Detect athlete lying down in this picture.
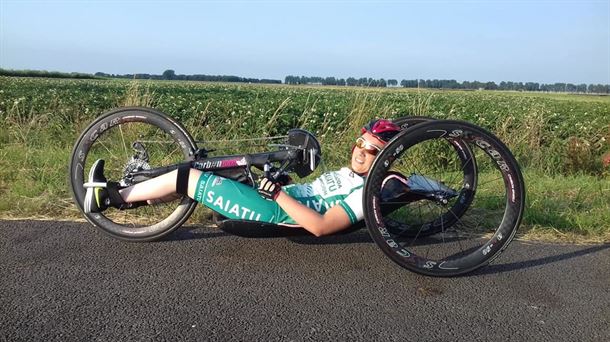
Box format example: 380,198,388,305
84,119,402,237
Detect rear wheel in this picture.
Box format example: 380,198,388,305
69,107,198,241
364,120,525,276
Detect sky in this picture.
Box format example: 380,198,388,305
1,0,609,84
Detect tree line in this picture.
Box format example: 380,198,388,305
1,68,607,93
0,68,98,79
0,68,281,84
95,69,281,84
284,75,610,94
284,75,397,87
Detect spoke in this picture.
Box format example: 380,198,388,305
446,205,487,239
428,201,446,258
137,140,177,144
435,140,478,200
141,203,153,225
415,203,432,260
472,194,505,199
122,210,129,227
445,207,467,259
118,124,130,163
398,152,446,199
404,200,438,249
159,145,182,165
476,177,504,187
96,139,121,162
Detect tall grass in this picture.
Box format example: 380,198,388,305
0,77,609,240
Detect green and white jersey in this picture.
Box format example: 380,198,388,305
282,167,365,224
194,168,364,226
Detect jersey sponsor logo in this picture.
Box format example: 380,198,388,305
301,199,342,212
212,177,224,186
321,172,342,192
287,169,364,218
317,171,346,196
205,190,262,221
195,180,206,201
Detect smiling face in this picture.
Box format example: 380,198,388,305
350,132,385,175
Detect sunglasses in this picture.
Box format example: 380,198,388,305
355,137,382,155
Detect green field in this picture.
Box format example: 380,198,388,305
1,76,609,242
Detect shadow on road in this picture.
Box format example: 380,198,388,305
171,220,372,243
163,227,231,241
165,223,609,278
472,243,610,276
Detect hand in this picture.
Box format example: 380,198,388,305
275,173,292,186
258,177,282,201
267,167,292,186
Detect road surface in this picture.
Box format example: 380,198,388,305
1,220,608,341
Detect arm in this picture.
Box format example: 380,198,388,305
275,191,352,237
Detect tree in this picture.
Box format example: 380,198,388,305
162,69,176,80
324,76,337,85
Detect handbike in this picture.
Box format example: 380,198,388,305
69,107,525,277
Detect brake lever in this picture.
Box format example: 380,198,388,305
309,148,317,171
263,163,272,179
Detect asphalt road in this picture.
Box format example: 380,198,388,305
1,220,608,341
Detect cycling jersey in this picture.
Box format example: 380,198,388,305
193,168,364,225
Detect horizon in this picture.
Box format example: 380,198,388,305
1,0,609,85
5,68,608,87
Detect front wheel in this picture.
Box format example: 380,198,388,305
69,107,199,241
364,120,525,276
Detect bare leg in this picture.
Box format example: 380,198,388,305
119,169,203,202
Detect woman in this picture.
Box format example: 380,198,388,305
84,119,402,237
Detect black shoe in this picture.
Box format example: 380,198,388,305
83,159,109,213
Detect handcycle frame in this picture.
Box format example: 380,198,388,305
121,128,322,188
71,107,524,277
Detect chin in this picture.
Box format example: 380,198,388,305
351,164,367,175
351,158,370,175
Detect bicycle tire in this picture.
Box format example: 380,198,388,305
364,120,525,276
392,115,435,129
69,107,198,241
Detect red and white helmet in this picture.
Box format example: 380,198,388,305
361,119,401,143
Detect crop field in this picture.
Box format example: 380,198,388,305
1,76,609,241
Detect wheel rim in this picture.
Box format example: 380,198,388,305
365,121,524,275
71,111,196,237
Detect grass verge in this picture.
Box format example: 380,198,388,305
0,139,608,243
0,78,608,243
